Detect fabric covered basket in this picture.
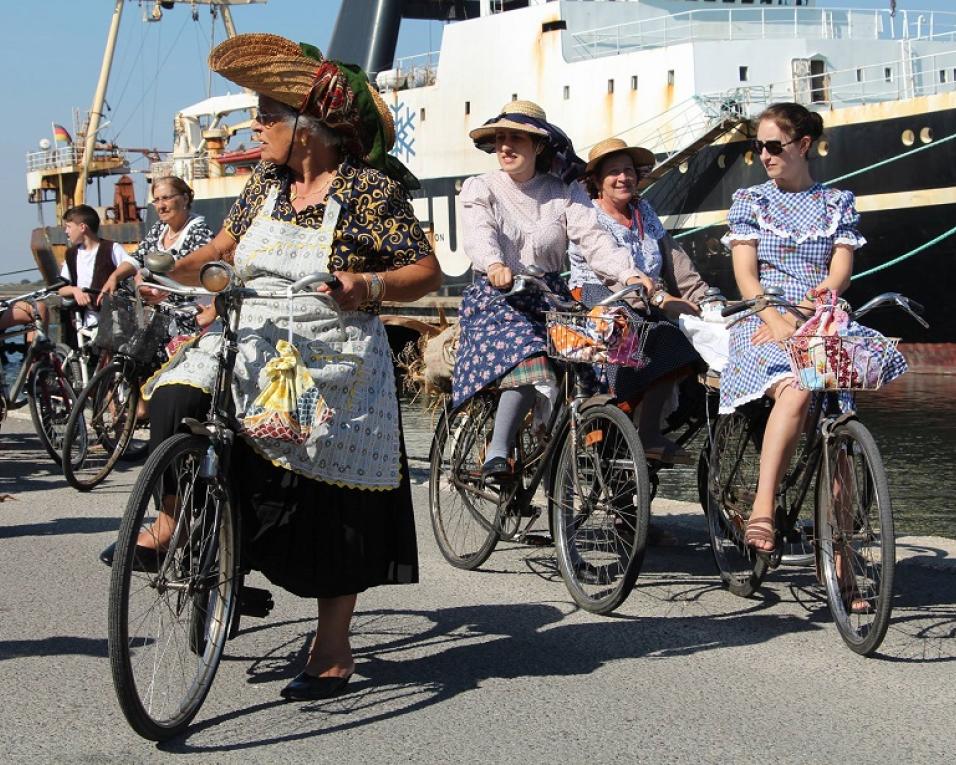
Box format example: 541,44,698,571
784,334,900,391
546,306,649,368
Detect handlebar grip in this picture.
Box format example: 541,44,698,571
721,301,753,317
908,298,926,315
289,272,341,293
47,278,69,291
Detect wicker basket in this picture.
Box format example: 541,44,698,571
546,307,649,368
94,294,169,366
784,334,900,391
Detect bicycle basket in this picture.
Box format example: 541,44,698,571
546,307,650,368
94,293,169,365
784,334,900,391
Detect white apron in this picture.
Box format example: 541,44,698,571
144,187,401,490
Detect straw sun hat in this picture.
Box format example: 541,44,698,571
468,100,551,145
208,33,395,150
584,137,656,176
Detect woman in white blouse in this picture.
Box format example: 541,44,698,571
453,100,652,481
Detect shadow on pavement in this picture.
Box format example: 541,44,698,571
0,515,121,539
0,636,108,661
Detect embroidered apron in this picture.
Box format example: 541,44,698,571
144,187,401,489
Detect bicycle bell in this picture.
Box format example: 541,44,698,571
143,249,176,275
200,261,235,293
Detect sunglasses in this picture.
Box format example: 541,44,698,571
254,111,288,127
752,137,800,156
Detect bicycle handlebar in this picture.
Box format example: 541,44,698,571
721,290,929,329
0,279,70,309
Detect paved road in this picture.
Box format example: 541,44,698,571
2,413,956,764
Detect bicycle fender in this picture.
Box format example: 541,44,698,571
579,394,617,412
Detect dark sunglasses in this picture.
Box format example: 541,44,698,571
752,137,800,156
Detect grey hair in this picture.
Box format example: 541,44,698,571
271,100,345,150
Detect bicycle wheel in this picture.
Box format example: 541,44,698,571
28,361,77,465
62,361,139,491
551,404,650,614
706,410,770,597
108,433,237,740
815,419,894,656
428,394,502,569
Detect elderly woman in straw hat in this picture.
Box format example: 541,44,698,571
568,137,710,465
99,34,441,701
454,100,654,481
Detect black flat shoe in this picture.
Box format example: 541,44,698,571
280,671,353,701
481,456,513,481
99,541,164,572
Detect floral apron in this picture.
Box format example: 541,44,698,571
144,187,401,490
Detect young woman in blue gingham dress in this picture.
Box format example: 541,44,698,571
721,103,906,553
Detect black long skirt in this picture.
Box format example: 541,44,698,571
149,384,419,600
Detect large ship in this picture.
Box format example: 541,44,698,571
26,0,956,358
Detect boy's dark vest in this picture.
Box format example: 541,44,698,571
62,239,115,346
65,239,116,298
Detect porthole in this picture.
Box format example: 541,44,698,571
817,139,829,157
454,179,463,192
901,129,915,146
744,150,755,166
920,127,934,144
678,161,689,174
717,154,726,169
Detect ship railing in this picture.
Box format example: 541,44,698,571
25,147,79,172
567,7,956,61
149,157,210,183
379,51,439,91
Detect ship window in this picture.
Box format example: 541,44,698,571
607,79,615,94
563,85,570,100
465,101,470,115
809,59,827,103
631,75,638,90
920,127,934,144
939,70,948,84
884,67,893,82
856,68,863,82
901,129,915,146
739,66,749,82
512,93,518,101
420,108,426,122
667,70,675,86
817,139,829,157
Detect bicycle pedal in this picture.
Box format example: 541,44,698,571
238,585,274,618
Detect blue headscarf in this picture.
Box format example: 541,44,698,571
472,111,586,184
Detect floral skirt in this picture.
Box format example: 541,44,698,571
452,272,569,408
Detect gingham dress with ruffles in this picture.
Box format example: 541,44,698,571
718,181,907,414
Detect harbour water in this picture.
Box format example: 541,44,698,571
400,373,956,540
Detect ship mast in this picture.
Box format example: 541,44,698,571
76,0,124,205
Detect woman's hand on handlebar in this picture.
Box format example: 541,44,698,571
487,263,513,290
135,272,170,305
316,271,366,311
625,274,656,295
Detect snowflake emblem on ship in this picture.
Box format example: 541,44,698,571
389,102,416,163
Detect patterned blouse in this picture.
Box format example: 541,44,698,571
126,214,214,268
224,158,432,312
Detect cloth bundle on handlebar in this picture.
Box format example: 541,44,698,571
787,291,895,391
95,293,169,366
547,306,649,368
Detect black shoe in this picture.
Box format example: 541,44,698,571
481,456,513,481
99,541,164,572
280,671,353,701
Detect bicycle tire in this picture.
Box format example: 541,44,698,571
62,361,139,491
28,361,77,465
428,395,502,569
108,433,237,741
815,419,894,656
706,410,770,597
551,404,650,614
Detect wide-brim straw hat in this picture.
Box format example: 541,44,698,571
469,100,551,144
208,33,395,150
585,137,656,176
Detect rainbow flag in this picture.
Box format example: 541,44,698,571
52,123,72,146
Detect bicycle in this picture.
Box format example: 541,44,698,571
107,258,338,740
705,287,926,655
428,269,653,615
61,292,201,491
0,281,96,463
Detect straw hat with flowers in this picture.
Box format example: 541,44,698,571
584,137,656,176
208,33,417,188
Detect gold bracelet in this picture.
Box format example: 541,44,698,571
379,273,387,302
361,272,373,301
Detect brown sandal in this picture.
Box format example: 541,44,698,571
743,517,776,552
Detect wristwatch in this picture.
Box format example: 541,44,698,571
650,288,667,308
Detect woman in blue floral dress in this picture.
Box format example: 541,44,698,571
720,102,906,554
454,101,651,481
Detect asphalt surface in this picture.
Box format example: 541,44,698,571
2,412,956,764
